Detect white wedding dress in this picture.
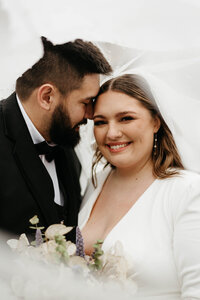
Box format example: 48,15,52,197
79,167,200,299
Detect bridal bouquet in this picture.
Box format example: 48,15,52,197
7,215,105,273
5,216,137,300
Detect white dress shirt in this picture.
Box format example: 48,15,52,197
16,95,64,206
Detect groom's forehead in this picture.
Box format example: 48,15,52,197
68,76,100,100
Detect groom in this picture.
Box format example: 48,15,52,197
0,37,111,241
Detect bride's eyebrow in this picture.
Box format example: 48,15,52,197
93,111,137,119
93,115,105,119
116,111,137,117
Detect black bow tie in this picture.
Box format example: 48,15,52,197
35,141,60,162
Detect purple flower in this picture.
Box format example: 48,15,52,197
76,226,85,258
35,228,43,247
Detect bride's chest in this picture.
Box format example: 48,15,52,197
81,197,134,254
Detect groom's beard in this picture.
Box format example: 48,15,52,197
49,105,85,147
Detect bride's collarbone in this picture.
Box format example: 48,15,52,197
93,189,139,226
100,172,156,204
100,182,146,205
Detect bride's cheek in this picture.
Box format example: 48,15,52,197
94,128,103,144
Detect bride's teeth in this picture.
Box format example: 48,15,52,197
109,143,128,149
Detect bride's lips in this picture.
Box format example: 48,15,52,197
106,142,132,153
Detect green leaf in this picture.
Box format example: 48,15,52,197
94,250,103,256
96,239,104,244
56,244,66,254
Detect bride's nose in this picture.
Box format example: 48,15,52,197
106,123,122,140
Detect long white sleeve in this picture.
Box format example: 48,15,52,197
173,173,200,299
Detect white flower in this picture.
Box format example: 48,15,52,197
29,215,39,225
39,240,58,255
101,241,132,282
37,240,60,263
66,241,76,256
7,239,18,250
7,233,29,252
45,224,73,240
68,256,88,268
68,256,90,277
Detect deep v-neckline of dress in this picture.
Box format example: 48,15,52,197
79,168,159,246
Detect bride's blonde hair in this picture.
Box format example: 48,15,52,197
92,74,184,186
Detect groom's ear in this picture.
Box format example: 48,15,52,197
37,84,58,111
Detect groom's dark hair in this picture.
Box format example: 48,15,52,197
16,37,112,100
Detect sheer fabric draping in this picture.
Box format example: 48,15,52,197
1,0,200,177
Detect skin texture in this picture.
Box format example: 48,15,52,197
82,90,160,254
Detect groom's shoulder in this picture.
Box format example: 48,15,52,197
0,92,17,111
1,92,16,101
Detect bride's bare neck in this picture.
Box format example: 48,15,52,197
112,159,155,184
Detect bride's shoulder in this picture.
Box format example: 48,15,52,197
161,169,200,188
158,169,200,211
180,169,200,182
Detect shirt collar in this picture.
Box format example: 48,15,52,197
16,94,45,144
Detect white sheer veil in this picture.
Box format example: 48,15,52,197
0,0,200,178
1,1,200,298
95,43,200,173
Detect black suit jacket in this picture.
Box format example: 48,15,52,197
0,93,81,240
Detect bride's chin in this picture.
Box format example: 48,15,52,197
100,151,130,168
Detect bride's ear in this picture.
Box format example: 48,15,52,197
153,115,161,133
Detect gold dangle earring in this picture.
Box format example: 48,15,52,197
153,133,158,156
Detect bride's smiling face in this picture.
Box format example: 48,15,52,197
93,91,160,170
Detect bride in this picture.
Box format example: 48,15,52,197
79,74,200,299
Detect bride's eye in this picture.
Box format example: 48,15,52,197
94,120,106,126
120,116,134,122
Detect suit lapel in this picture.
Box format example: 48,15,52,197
55,147,81,224
2,93,60,225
